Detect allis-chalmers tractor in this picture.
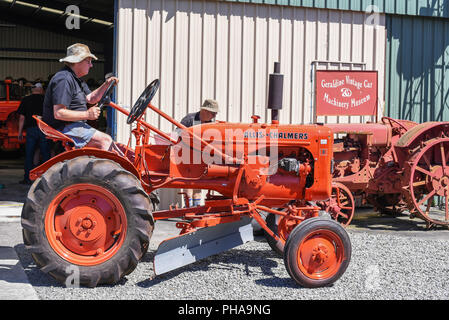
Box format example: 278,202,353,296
21,67,352,288
324,117,449,229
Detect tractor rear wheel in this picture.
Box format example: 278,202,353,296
21,156,154,287
283,218,351,288
403,138,449,228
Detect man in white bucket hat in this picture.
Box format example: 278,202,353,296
179,99,219,207
43,43,122,154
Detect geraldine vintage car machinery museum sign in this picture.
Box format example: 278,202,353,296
315,70,378,117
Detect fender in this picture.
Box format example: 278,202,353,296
29,147,140,180
396,122,449,149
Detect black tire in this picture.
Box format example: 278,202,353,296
264,213,284,256
283,218,351,288
21,156,154,287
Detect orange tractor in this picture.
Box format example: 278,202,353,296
0,79,29,151
21,67,351,288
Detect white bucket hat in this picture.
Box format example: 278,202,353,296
59,43,98,63
201,99,219,113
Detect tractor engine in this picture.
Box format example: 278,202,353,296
157,121,334,204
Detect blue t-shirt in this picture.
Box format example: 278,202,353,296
42,66,92,130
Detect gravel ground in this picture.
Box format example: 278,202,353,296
12,228,449,300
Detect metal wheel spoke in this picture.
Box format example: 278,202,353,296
417,189,436,208
336,193,349,206
337,212,349,219
425,199,432,216
441,143,447,170
415,165,435,179
422,152,432,170
413,181,427,187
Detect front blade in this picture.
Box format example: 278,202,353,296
153,216,254,275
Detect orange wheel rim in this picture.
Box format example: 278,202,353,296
297,229,344,280
45,183,127,266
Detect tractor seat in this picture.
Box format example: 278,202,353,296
33,115,75,151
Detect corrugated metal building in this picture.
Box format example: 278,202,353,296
115,0,388,206
0,0,115,135
386,13,449,123
1,1,448,209
115,0,386,144
114,0,449,208
0,20,105,83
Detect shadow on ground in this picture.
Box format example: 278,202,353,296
136,245,299,289
0,154,30,203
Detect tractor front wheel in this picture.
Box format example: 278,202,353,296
283,218,351,288
21,156,154,287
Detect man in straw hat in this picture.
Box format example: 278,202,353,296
43,43,122,154
179,99,219,207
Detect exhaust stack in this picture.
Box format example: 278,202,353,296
267,62,284,123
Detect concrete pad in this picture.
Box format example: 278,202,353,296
348,207,449,240
0,202,23,223
0,246,38,300
150,219,181,249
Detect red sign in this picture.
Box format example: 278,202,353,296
315,70,378,116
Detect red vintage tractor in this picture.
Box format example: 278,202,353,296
21,69,352,288
0,79,29,151
324,117,449,229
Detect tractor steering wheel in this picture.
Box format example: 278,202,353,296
127,79,160,124
381,116,408,135
97,78,117,111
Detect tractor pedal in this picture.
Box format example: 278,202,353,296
153,216,253,276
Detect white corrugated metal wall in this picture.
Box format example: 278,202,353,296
0,19,105,82
115,0,386,208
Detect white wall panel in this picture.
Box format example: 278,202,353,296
116,0,386,209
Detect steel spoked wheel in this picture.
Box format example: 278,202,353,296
21,156,154,287
278,215,301,243
321,182,355,227
45,184,127,266
264,208,307,256
406,138,449,228
284,218,351,288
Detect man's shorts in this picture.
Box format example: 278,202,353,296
61,121,97,149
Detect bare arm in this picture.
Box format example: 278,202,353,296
86,77,119,105
18,115,25,140
54,104,100,121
